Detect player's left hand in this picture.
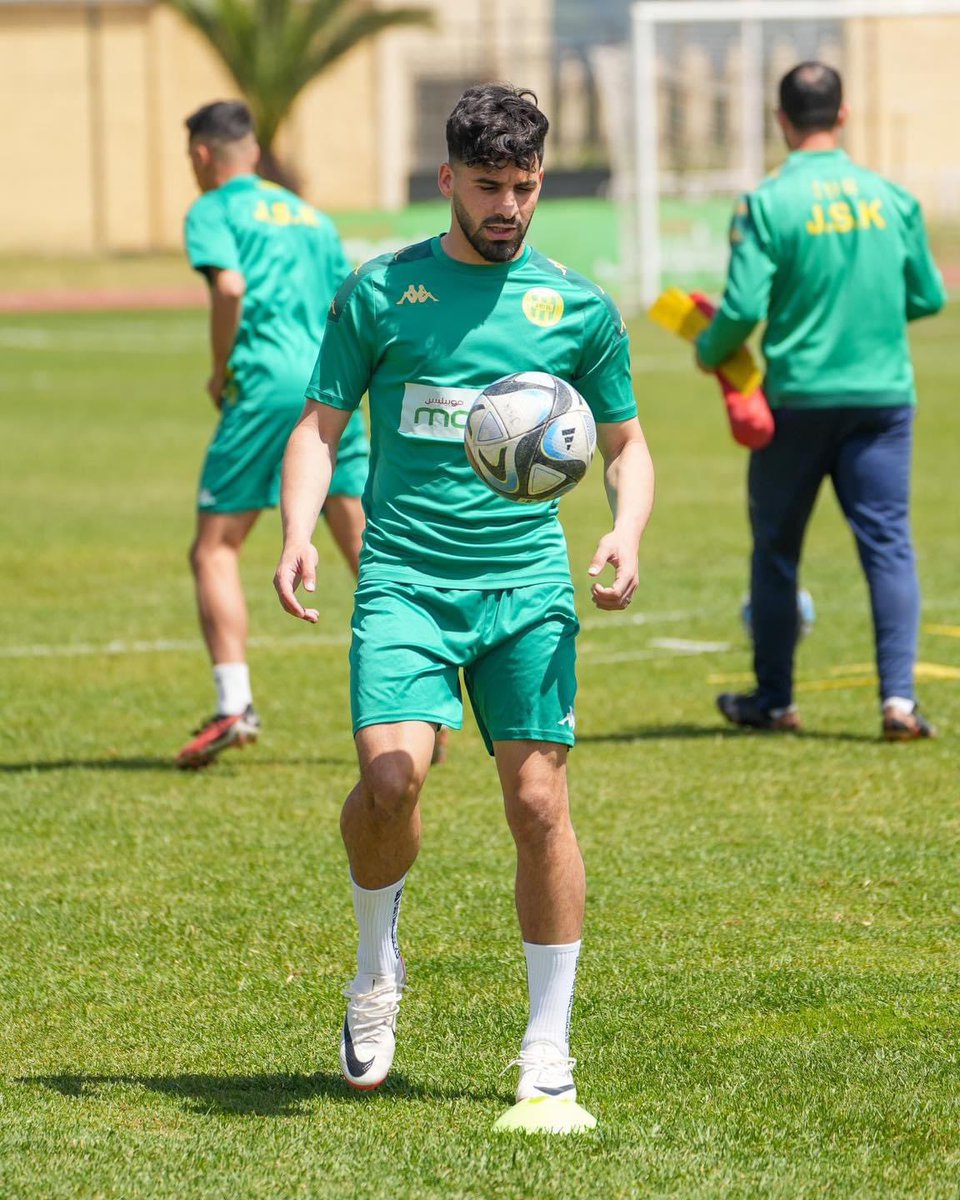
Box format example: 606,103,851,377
588,532,639,610
206,373,225,409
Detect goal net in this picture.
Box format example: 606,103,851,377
614,0,960,308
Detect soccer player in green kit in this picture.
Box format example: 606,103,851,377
697,64,946,741
274,85,655,1119
177,101,369,769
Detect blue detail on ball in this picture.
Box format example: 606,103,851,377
540,418,580,462
513,390,557,428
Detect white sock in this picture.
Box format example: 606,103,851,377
522,940,581,1056
883,696,915,715
353,874,406,979
213,662,252,716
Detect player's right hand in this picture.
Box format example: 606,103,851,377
273,543,320,623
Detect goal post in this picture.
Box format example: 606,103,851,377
625,0,960,308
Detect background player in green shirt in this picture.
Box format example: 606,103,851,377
274,85,655,1122
697,63,946,741
177,101,369,769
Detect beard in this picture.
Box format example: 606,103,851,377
452,194,531,263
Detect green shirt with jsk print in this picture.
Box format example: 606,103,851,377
185,174,353,404
306,236,637,587
697,149,946,408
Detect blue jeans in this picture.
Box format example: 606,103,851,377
747,405,919,709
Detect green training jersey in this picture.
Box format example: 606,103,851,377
306,236,636,587
697,149,946,408
185,174,351,404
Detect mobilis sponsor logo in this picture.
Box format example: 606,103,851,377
399,383,480,439
414,398,469,431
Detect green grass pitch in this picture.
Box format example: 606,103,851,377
0,303,958,1199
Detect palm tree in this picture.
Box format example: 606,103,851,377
166,0,434,184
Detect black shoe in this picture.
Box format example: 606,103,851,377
716,692,801,732
882,706,937,742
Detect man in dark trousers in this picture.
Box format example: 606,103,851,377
697,62,946,740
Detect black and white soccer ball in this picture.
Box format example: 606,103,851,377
464,372,597,503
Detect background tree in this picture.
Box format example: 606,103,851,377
165,0,433,186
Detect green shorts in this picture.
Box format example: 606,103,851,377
198,399,368,513
349,580,579,753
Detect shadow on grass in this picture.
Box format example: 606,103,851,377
0,755,354,774
20,1070,504,1115
577,723,880,745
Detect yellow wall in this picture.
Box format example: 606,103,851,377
145,4,236,252
3,3,954,254
0,0,379,253
844,17,960,218
281,42,378,216
0,5,97,250
0,0,555,252
98,7,152,250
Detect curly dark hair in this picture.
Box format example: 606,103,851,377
445,84,549,169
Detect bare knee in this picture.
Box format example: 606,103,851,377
359,754,425,822
190,514,256,576
189,538,221,577
505,787,571,852
189,536,239,577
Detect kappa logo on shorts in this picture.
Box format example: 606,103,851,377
397,284,438,306
558,708,576,730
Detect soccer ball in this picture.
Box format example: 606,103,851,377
741,588,816,643
464,372,597,503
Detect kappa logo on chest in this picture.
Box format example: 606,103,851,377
397,284,439,306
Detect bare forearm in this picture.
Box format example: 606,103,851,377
209,290,242,376
588,422,654,611
280,417,335,546
274,405,350,622
604,436,655,545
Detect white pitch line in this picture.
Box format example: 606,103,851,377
0,632,350,659
580,637,731,665
580,644,730,666
0,609,719,661
578,607,702,631
0,327,203,354
648,637,732,653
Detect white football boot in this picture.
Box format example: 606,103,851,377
511,1040,578,1103
339,962,406,1090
